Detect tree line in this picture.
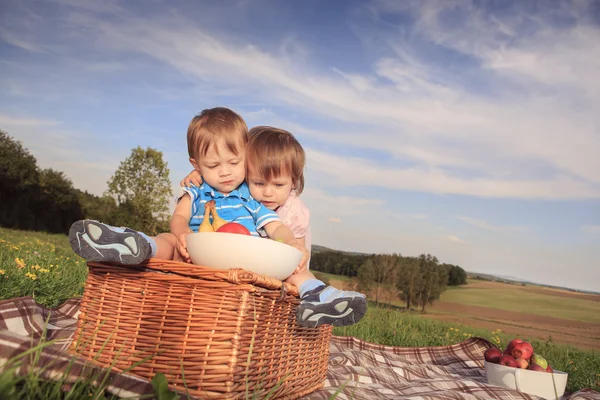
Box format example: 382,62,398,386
1,130,171,235
311,251,467,311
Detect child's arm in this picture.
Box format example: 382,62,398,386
264,221,309,272
180,169,203,187
171,194,193,262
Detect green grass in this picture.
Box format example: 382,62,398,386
334,304,600,394
1,227,599,395
0,227,87,307
313,271,351,282
438,284,600,324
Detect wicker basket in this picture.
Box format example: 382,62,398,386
70,259,332,399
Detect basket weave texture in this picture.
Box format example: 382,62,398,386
70,259,332,399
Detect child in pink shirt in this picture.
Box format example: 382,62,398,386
184,126,366,328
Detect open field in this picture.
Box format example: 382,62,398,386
326,277,600,350
427,280,600,351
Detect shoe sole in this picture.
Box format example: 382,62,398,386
69,220,150,265
296,296,367,328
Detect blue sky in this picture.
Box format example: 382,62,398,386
1,0,599,292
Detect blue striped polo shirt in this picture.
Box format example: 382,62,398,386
180,182,280,236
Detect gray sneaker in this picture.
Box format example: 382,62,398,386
69,220,152,265
296,285,367,328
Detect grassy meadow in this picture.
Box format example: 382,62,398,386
0,226,599,395
438,281,600,324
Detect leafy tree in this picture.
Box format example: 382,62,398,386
396,257,422,310
106,146,172,235
0,130,39,191
37,168,84,233
0,131,40,228
76,189,118,223
445,264,468,285
0,131,84,233
358,254,399,306
415,254,448,312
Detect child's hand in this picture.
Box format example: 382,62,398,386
290,242,309,274
180,170,203,187
176,232,192,263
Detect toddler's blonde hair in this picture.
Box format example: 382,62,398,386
247,126,306,194
187,107,248,161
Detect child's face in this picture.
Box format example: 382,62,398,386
247,161,293,210
192,140,245,195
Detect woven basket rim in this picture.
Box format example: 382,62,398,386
86,258,299,297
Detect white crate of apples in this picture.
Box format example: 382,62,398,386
484,338,568,400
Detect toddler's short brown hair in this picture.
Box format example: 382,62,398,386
246,126,306,194
187,107,248,161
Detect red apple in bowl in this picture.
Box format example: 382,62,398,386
216,222,251,235
484,348,503,364
515,358,529,369
499,354,518,368
511,341,534,361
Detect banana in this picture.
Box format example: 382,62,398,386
199,202,214,232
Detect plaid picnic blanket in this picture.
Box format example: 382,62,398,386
1,297,599,400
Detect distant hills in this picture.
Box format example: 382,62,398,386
467,271,600,295
312,244,599,295
312,244,368,256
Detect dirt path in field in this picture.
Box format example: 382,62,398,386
425,302,600,350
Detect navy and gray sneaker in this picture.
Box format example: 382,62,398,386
69,220,152,264
296,285,367,328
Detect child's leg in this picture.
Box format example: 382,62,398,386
69,220,170,264
286,269,367,328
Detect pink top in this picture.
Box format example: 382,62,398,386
276,190,311,261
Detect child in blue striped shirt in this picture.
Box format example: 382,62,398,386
69,108,308,270
182,126,367,327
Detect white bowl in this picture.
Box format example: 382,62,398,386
186,232,302,281
485,361,568,400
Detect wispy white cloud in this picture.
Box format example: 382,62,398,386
306,149,600,199
582,225,600,234
328,217,342,223
302,188,385,216
454,215,528,232
0,114,58,127
446,235,467,244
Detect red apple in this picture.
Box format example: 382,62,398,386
216,222,251,235
528,363,546,372
499,354,518,368
484,348,502,364
515,358,529,369
546,365,553,373
504,338,522,355
511,340,534,361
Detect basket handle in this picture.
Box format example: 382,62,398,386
87,259,299,297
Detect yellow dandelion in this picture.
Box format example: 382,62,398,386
25,272,37,280
39,268,50,273
0,269,5,275
15,258,26,269
33,264,41,270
